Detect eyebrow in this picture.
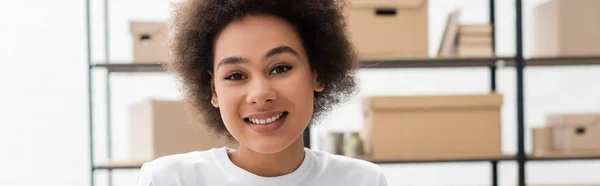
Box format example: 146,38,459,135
263,45,298,60
216,45,299,69
216,56,250,69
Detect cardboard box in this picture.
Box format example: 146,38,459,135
546,113,600,152
458,36,492,46
437,9,460,58
346,0,428,60
532,127,554,155
129,100,237,161
457,46,494,57
458,24,492,37
529,0,600,57
130,21,169,64
361,93,503,161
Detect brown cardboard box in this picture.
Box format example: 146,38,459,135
129,100,237,161
361,93,503,161
457,46,494,57
458,36,492,46
437,9,460,58
458,24,492,37
346,0,428,60
529,0,600,57
546,113,600,152
532,127,554,155
130,21,169,64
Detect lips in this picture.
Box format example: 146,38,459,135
244,112,287,125
243,111,289,134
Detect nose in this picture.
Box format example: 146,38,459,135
246,76,277,105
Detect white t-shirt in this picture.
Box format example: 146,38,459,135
136,147,388,186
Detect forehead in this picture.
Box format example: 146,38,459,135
213,14,306,64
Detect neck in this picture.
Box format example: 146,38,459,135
228,137,306,177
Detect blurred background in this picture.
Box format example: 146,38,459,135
1,0,599,186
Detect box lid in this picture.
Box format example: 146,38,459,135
130,21,168,35
546,113,600,127
349,0,426,9
363,93,503,112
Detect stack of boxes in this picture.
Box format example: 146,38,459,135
456,24,494,57
437,10,494,58
532,113,600,156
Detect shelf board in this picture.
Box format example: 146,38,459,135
528,151,600,161
523,56,600,66
91,63,166,73
365,155,516,164
359,57,511,68
94,161,145,170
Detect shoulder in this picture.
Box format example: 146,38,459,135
135,148,221,186
308,149,387,185
309,149,380,173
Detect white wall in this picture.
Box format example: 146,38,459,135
1,0,599,186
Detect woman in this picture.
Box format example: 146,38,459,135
136,0,387,185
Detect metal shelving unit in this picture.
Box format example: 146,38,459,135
85,0,600,186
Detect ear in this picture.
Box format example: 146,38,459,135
209,71,219,108
312,70,324,92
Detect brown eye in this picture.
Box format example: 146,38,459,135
224,73,247,81
270,65,292,75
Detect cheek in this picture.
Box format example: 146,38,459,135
282,80,313,103
215,85,244,121
278,72,316,113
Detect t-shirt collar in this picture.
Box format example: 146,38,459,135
213,147,314,186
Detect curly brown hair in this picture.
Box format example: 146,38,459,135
167,0,359,141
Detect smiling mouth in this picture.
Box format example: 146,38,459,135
244,112,289,125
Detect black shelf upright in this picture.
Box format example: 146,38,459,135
515,1,527,186
490,0,498,93
490,1,500,186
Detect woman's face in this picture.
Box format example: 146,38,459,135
211,14,323,154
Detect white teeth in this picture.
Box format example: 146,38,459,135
248,112,285,125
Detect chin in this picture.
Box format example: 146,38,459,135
248,131,304,155
246,125,307,155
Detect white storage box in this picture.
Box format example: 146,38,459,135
129,21,169,64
